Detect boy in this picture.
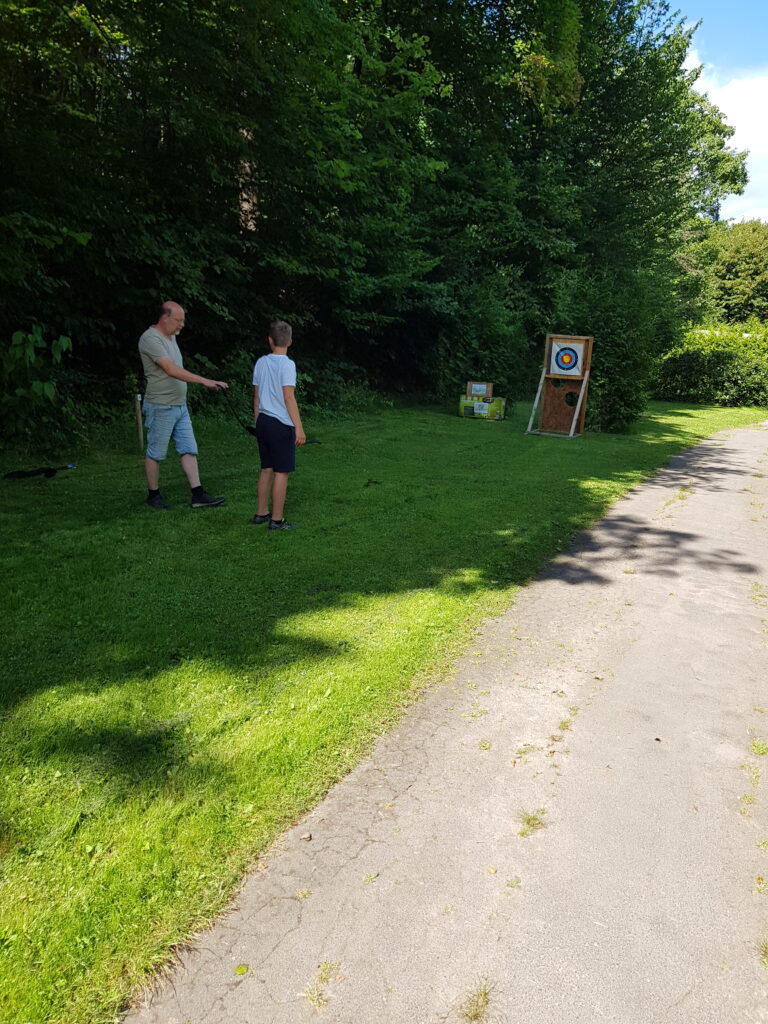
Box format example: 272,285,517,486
250,320,306,530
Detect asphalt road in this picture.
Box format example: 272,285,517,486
126,421,768,1024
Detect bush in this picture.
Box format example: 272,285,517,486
0,327,76,450
558,266,673,433
294,357,389,417
654,321,768,406
0,324,158,455
185,351,390,424
584,326,651,432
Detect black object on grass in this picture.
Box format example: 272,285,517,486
4,464,76,480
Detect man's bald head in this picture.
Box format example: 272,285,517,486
156,301,185,337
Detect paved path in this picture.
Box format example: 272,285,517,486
127,423,768,1024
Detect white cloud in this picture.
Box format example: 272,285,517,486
687,47,768,222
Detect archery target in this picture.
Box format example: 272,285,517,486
550,341,584,377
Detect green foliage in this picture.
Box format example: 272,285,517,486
295,358,390,417
683,94,748,220
654,321,768,406
710,221,768,323
0,0,749,429
0,326,73,445
545,1,749,428
676,219,768,327
184,350,389,425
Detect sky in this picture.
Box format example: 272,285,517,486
677,0,768,221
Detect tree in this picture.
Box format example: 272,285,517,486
0,0,751,441
708,220,768,323
544,1,746,428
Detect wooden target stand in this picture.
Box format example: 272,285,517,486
526,334,593,437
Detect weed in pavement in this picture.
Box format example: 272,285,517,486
458,979,494,1022
518,808,547,837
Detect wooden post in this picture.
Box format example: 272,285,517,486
526,367,547,434
134,394,144,451
568,369,590,437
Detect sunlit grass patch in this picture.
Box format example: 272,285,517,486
1,401,765,1022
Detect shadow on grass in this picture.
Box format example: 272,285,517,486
1,401,765,808
1,404,763,713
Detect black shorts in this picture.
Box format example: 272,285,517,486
255,413,296,473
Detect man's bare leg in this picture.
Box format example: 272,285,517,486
257,468,274,516
180,453,201,489
271,472,289,521
144,457,160,490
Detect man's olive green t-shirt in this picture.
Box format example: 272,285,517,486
138,327,187,405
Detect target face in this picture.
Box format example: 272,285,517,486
550,341,584,377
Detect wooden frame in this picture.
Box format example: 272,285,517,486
526,334,593,437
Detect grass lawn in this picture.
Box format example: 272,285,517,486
1,399,765,1023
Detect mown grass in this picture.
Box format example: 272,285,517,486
1,400,765,1023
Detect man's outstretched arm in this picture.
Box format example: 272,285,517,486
155,356,227,390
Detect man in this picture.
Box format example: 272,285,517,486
138,301,228,509
250,320,306,530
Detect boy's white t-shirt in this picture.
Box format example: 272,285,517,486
252,353,297,427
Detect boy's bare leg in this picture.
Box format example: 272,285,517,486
180,453,201,489
257,468,274,516
271,472,289,521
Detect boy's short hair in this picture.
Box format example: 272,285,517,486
269,320,292,346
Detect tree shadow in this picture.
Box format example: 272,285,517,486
3,406,764,702
537,430,764,585
2,402,766,1020
1,403,764,840
540,514,758,586
638,437,759,494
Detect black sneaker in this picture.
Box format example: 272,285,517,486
190,491,225,508
146,493,170,510
268,519,298,530
249,513,271,524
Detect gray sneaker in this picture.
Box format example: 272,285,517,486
268,519,298,530
250,513,271,525
191,491,225,508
